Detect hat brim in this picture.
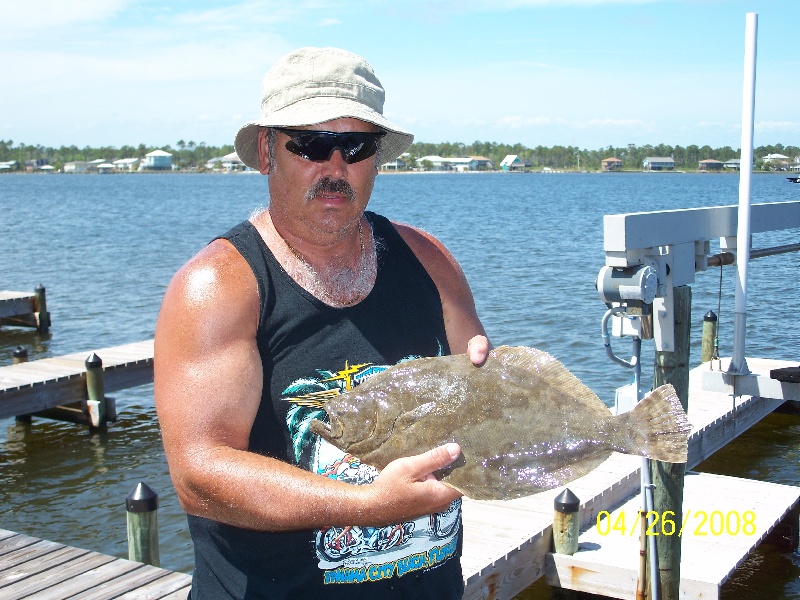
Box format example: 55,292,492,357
234,97,413,170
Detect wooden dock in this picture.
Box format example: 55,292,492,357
459,357,800,600
0,340,153,421
0,528,190,599
545,471,799,599
0,289,49,332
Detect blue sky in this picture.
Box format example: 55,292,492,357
1,0,797,150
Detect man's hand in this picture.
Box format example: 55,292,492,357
366,444,463,524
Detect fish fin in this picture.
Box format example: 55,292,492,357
617,384,692,463
492,346,609,416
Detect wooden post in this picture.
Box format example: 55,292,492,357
648,285,691,600
551,488,580,600
126,482,160,567
12,346,28,364
13,347,32,424
701,310,717,364
33,284,50,334
85,353,107,429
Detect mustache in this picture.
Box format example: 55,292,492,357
306,177,356,202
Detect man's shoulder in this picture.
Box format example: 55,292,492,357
165,234,258,312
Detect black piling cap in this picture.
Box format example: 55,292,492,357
704,310,717,322
85,352,103,368
127,482,159,513
554,488,580,514
13,346,28,359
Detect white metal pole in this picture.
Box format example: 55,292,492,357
730,12,757,375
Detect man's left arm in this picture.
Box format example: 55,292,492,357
394,222,490,362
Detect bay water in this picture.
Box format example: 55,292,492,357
0,171,798,598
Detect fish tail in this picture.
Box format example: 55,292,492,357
617,384,692,463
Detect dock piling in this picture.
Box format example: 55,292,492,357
649,285,691,600
13,347,32,424
701,310,717,364
126,482,160,567
85,352,114,428
551,488,579,600
33,284,50,333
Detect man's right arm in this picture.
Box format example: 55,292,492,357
154,240,462,532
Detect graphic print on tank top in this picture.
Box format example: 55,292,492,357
279,348,462,585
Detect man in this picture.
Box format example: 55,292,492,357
155,47,489,599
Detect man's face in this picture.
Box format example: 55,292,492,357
260,117,380,243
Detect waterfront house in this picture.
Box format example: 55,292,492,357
698,159,723,171
381,157,407,171
470,156,494,170
64,161,89,173
762,153,790,164
448,157,478,172
723,159,741,170
24,159,49,172
205,152,245,171
643,157,675,171
140,150,173,171
221,152,244,171
761,153,791,170
418,155,449,171
0,160,19,172
113,158,139,172
500,155,524,171
601,157,623,171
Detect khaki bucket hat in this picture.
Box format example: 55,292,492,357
234,47,413,169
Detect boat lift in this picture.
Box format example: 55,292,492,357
594,15,800,599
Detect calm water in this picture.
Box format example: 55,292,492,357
0,171,798,598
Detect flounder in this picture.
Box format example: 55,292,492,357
309,346,692,501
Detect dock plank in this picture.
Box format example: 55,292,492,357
0,552,116,598
0,530,192,600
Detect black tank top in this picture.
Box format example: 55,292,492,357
187,211,463,600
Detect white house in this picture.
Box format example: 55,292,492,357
64,161,89,173
723,159,741,170
448,157,478,172
762,153,790,164
418,155,449,171
140,150,173,170
643,157,675,171
221,152,244,171
500,155,523,171
381,158,407,171
113,158,139,171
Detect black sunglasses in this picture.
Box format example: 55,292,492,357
273,127,386,164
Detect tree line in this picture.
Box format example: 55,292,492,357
407,141,800,171
0,139,234,171
1,138,797,172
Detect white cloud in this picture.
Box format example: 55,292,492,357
0,0,130,38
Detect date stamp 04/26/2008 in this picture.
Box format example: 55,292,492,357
596,509,757,538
